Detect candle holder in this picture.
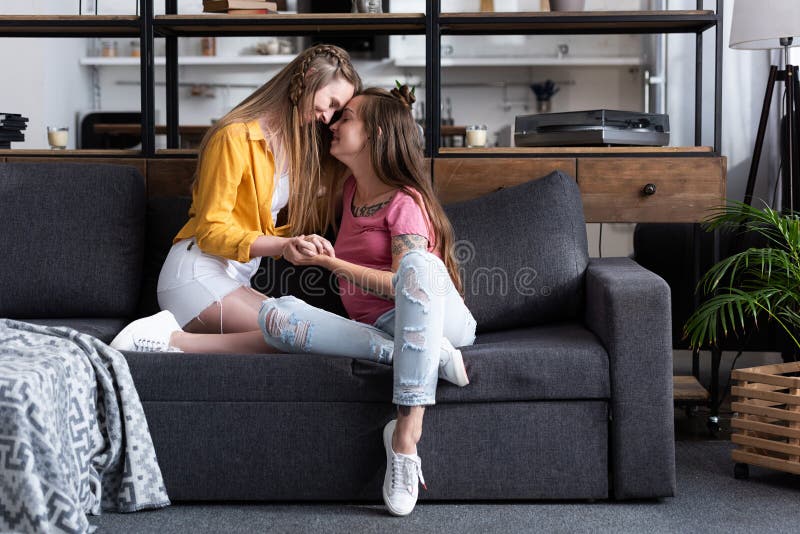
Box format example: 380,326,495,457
466,125,488,148
47,127,69,150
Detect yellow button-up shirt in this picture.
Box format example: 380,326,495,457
174,120,290,262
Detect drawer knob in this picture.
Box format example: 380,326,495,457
642,183,657,196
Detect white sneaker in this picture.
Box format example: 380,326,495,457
439,337,469,387
110,310,183,352
382,419,426,517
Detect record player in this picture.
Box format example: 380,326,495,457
514,109,670,147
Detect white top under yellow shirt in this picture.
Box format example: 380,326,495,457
174,120,291,263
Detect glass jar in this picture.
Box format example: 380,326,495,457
100,40,118,57
465,125,488,148
201,37,216,57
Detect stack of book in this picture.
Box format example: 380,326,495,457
0,113,28,149
203,0,278,14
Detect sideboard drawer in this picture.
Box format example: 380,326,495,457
577,157,726,223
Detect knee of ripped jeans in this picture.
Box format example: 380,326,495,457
400,324,427,353
395,259,432,315
259,298,314,352
395,251,450,311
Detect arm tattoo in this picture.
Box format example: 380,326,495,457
392,234,428,258
346,235,428,302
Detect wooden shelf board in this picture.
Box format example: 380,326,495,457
154,13,426,37
440,10,717,35
394,56,643,67
0,149,142,157
156,148,199,156
674,375,710,402
0,15,140,36
80,55,296,66
1,146,716,158
439,146,714,155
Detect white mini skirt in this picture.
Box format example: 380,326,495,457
157,238,261,327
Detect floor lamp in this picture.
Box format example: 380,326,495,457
730,0,800,212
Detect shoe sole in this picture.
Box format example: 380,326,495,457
382,420,412,517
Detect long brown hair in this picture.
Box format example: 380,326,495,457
356,86,463,294
194,44,361,235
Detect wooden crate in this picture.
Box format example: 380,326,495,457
730,362,800,476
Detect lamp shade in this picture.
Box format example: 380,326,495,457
730,0,800,50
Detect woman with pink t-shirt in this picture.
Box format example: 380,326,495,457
258,86,476,516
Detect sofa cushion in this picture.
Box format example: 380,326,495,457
22,318,129,344
0,163,145,318
444,170,589,333
254,255,348,318
124,321,608,403
138,196,192,317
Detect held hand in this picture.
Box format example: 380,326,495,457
282,237,334,268
292,235,318,256
303,234,336,258
282,236,317,265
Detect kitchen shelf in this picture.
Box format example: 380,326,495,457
394,56,643,67
0,3,722,160
153,13,426,37
439,10,717,35
0,149,141,157
80,55,296,66
0,15,140,37
439,146,715,156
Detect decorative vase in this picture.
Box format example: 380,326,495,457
549,0,585,11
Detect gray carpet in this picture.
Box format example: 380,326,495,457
90,441,799,534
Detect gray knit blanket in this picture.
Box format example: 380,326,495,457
0,319,170,533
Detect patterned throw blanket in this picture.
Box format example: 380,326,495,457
0,319,170,533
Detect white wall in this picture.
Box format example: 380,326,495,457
0,1,93,149
667,0,799,207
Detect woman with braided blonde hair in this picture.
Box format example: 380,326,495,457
111,44,361,350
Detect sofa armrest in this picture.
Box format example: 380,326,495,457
584,257,675,499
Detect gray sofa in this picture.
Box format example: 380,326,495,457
0,162,675,501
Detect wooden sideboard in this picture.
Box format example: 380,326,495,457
0,149,726,223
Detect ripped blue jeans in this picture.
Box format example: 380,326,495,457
258,250,477,406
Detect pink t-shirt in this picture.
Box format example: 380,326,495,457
334,176,439,325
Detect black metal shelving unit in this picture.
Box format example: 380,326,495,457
0,2,722,158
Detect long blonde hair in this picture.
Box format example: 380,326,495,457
356,86,464,294
194,44,361,235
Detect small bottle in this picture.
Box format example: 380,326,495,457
101,40,118,57
130,40,141,58
201,37,216,57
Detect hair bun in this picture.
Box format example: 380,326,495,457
390,84,416,109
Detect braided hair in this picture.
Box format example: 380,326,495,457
288,44,353,107
193,44,362,237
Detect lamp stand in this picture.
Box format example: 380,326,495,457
738,52,800,363
743,58,800,213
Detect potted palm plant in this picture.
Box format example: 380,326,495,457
683,201,800,352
